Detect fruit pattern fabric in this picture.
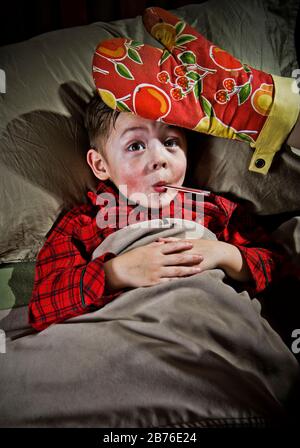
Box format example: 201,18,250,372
92,7,275,146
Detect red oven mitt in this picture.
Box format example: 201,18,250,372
92,7,298,174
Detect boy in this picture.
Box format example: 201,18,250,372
28,94,283,332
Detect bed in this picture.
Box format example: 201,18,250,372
0,0,300,428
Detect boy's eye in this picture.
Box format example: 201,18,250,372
127,142,146,152
165,138,179,148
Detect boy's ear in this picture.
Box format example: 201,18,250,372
86,148,110,181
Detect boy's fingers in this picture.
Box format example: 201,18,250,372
161,265,201,278
148,241,165,246
160,241,193,254
158,237,194,244
163,253,203,266
159,277,180,283
157,237,180,242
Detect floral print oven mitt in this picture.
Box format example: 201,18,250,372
92,7,299,174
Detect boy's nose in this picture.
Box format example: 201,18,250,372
152,160,167,170
149,142,168,171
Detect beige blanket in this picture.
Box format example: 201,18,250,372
0,219,299,427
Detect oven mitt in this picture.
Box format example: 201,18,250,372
92,7,299,174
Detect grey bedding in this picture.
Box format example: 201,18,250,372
0,219,299,428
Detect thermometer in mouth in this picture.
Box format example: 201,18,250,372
165,185,210,196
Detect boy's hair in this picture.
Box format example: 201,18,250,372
85,92,120,157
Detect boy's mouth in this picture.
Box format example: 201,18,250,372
152,181,168,193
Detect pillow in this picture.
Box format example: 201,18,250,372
0,0,299,263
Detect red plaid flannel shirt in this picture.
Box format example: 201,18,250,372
28,180,283,331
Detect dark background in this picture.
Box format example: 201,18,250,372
2,0,299,64
1,0,205,46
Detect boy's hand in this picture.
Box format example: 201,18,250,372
103,240,204,290
157,237,251,282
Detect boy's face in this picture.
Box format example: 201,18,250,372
87,113,187,209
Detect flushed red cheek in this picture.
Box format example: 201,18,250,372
123,177,141,191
